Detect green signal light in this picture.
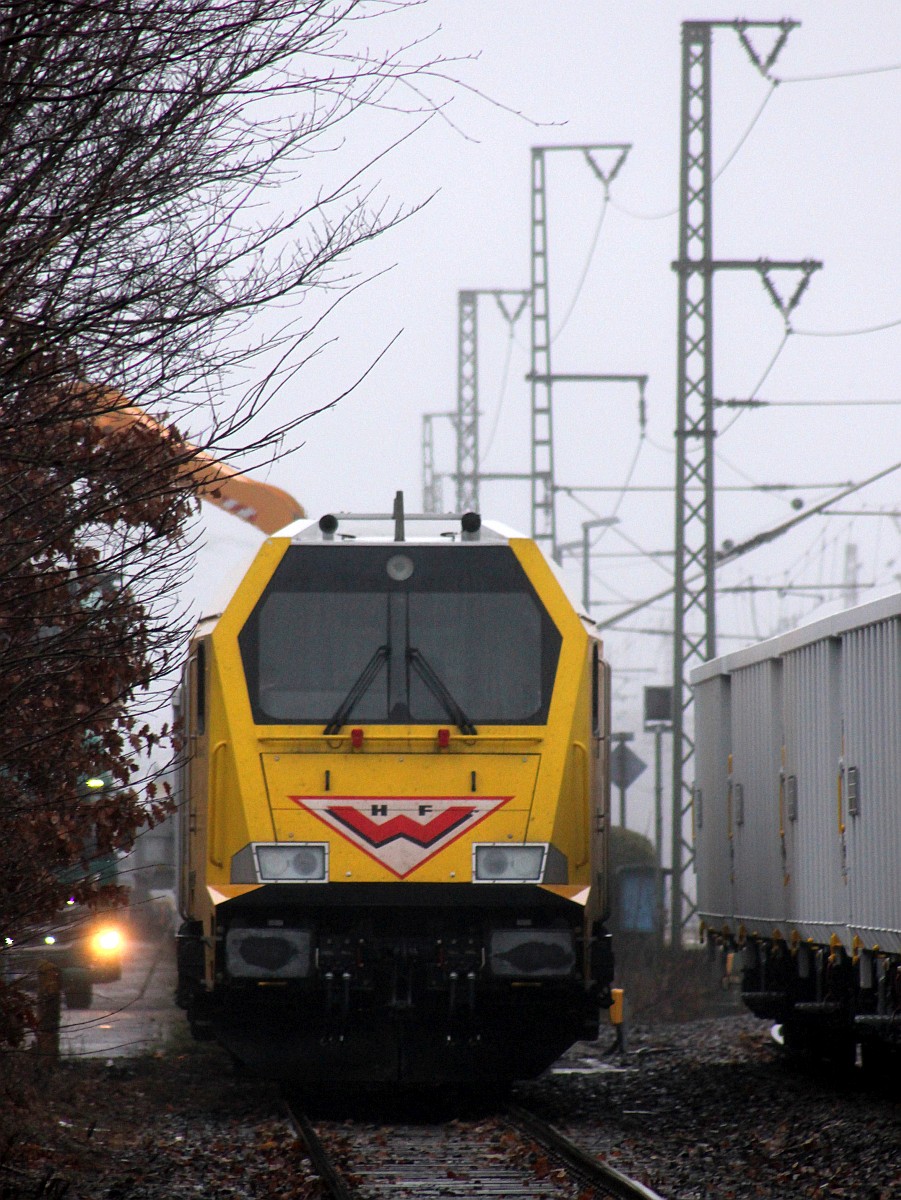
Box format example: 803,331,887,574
84,776,107,790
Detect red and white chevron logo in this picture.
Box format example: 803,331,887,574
289,795,512,878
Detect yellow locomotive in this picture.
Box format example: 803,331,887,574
175,497,613,1084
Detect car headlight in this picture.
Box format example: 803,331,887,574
254,843,328,882
489,929,576,977
91,926,124,956
472,843,547,882
225,924,312,979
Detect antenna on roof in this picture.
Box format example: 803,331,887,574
393,490,405,542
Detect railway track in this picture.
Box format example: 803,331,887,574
507,1104,665,1200
284,1096,666,1200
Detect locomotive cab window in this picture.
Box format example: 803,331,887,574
238,545,562,726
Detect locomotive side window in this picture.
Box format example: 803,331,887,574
193,641,207,736
591,642,600,736
239,545,562,726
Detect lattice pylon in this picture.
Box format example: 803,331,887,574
670,19,807,948
530,149,556,557
671,21,715,949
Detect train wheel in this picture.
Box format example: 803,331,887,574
860,1038,897,1086
780,1019,809,1063
822,1031,857,1076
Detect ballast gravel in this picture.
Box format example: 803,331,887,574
515,1013,901,1199
2,1012,899,1199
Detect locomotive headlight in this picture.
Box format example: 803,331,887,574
254,843,328,882
472,843,547,882
386,553,414,581
226,924,312,979
91,926,124,956
489,929,575,977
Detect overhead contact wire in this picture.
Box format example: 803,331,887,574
480,323,516,465
793,314,901,338
775,62,901,84
717,329,790,438
551,191,609,342
612,81,777,221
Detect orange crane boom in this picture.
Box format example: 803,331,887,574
74,384,305,536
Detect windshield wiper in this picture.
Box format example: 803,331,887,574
323,645,389,735
406,647,477,736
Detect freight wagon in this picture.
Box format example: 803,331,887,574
692,592,901,1074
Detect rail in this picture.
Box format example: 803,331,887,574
506,1104,668,1200
283,1104,355,1200
284,1094,668,1200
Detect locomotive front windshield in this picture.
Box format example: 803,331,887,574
238,544,562,727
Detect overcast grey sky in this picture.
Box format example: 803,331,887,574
184,1,900,842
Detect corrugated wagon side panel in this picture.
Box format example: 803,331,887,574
694,673,733,932
844,616,901,953
783,639,846,946
731,660,784,935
